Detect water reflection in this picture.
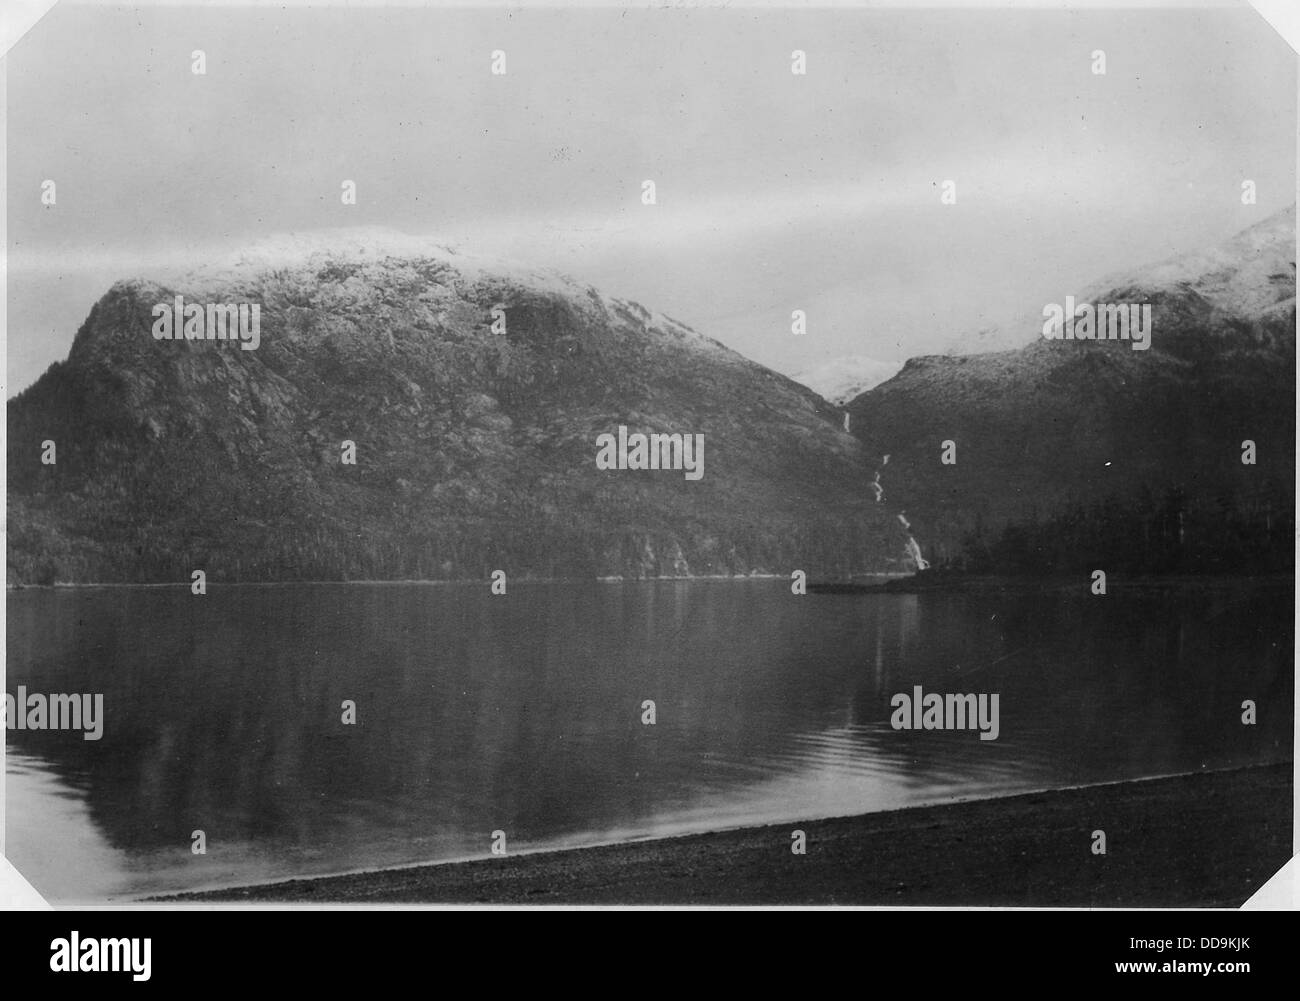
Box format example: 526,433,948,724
5,579,1291,900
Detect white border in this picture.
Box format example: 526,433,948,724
0,0,1295,913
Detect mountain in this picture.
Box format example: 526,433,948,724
789,357,904,406
8,230,912,584
847,207,1296,574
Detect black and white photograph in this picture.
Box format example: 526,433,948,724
1,0,1295,939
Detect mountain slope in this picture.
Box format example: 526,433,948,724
847,207,1296,573
8,231,911,584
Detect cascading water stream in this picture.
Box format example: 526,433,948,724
865,448,929,571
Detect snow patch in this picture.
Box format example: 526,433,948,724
790,356,904,404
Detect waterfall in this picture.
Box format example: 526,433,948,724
872,455,929,572
897,514,929,571
904,534,930,572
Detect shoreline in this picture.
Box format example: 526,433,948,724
5,576,794,591
815,571,1295,595
163,762,1292,906
8,571,1285,592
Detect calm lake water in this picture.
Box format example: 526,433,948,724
5,579,1292,902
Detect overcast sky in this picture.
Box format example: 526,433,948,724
4,1,1295,395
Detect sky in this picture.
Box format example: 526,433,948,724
3,1,1295,395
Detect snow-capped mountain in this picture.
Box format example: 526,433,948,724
8,229,913,583
790,356,904,405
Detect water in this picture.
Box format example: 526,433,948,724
5,579,1291,902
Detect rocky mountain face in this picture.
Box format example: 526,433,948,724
847,207,1296,574
8,232,912,584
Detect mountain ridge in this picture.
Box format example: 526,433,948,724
847,206,1296,574
9,232,911,584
